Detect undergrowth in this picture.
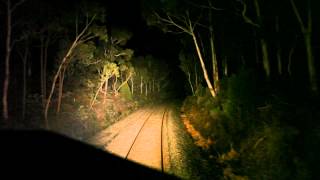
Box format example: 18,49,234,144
181,69,320,179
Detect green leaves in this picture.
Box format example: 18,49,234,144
100,62,119,81
89,25,108,42
111,28,132,46
74,42,96,63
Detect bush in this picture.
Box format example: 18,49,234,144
239,123,300,180
223,69,260,118
119,83,133,100
181,67,318,179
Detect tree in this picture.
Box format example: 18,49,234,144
290,0,317,93
131,55,171,99
179,52,196,95
208,1,220,92
81,28,135,107
2,0,26,123
238,0,271,78
275,16,282,76
17,38,30,122
90,62,119,108
156,12,217,98
44,15,98,128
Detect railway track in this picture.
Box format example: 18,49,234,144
89,106,170,172
124,108,157,159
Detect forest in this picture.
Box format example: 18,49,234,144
1,0,320,179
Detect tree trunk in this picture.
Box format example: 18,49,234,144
275,17,282,76
288,46,294,76
2,0,25,123
19,44,29,121
90,81,104,108
117,72,132,92
157,14,216,98
56,66,66,114
45,39,79,128
194,63,199,91
290,0,317,92
22,55,27,121
254,0,271,78
140,76,143,95
277,46,282,76
304,33,317,92
191,33,216,98
209,8,219,93
260,39,270,78
44,38,49,105
210,32,219,92
113,76,118,94
187,72,195,96
44,15,95,128
103,78,109,104
3,0,11,122
254,34,260,65
305,5,317,92
40,37,45,108
130,77,134,95
223,56,228,76
40,36,49,108
145,82,148,96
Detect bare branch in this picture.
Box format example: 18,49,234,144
117,72,133,91
83,59,101,66
78,34,96,43
184,0,224,11
187,15,194,33
75,13,79,37
114,52,128,57
11,33,27,48
111,37,125,45
290,0,306,32
307,0,312,31
237,0,260,28
192,12,203,30
155,12,191,35
76,15,96,41
11,0,26,12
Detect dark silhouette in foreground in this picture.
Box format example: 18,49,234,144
0,130,178,179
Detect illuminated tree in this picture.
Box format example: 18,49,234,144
44,13,106,128
131,55,170,99
143,0,226,98
155,12,217,98
208,1,220,93
80,28,135,107
90,62,119,108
